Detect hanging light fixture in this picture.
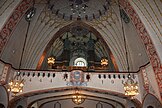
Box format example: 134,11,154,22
47,45,55,66
47,56,55,66
123,74,139,97
7,72,24,96
72,90,85,105
117,0,139,98
101,57,108,66
70,0,88,17
8,6,36,96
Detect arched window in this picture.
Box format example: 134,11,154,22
76,61,85,66
74,58,87,67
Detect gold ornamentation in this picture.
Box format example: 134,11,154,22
47,56,55,66
72,90,85,105
8,73,24,96
123,75,139,98
101,58,108,66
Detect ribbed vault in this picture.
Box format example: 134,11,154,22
0,0,162,106
0,0,149,71
38,21,118,70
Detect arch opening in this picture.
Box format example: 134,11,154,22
37,21,118,71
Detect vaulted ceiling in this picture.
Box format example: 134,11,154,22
2,0,160,71
0,0,162,107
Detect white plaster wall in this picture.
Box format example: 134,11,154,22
124,20,149,71
86,72,142,102
9,70,142,102
22,71,68,92
137,71,146,102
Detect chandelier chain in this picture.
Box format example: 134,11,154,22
118,0,139,97
19,21,30,70
118,0,129,72
7,2,35,95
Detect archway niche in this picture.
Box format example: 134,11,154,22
142,94,162,108
37,21,118,71
0,86,8,108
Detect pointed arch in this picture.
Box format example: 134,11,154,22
120,0,162,95
142,93,162,108
36,21,118,71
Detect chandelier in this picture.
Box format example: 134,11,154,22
7,72,24,96
123,74,139,97
47,44,55,67
72,90,85,105
47,56,55,66
101,58,108,66
70,0,88,17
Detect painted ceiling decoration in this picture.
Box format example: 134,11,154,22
0,0,33,54
0,0,162,107
48,0,111,20
0,0,150,71
120,0,162,93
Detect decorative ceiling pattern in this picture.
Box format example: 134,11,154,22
0,0,162,105
0,0,33,55
129,0,162,62
48,0,111,20
85,2,149,71
120,0,162,94
0,0,150,72
0,0,21,29
22,8,72,68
